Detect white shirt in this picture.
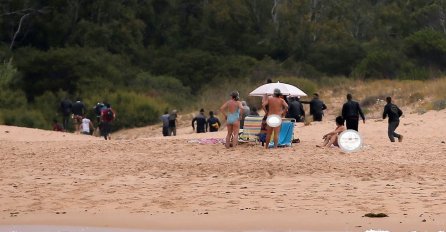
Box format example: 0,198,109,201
81,118,91,133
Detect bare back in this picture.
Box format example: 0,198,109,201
265,96,287,115
226,100,240,113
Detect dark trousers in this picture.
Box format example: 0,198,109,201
62,115,70,130
162,126,169,136
388,121,401,142
100,122,111,140
345,118,359,131
312,113,323,121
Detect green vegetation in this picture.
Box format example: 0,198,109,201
2,0,446,130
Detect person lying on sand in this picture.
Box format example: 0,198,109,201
317,116,346,148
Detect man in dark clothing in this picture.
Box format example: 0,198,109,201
59,98,72,130
160,110,170,136
383,96,403,142
192,109,207,133
71,99,86,133
72,99,86,117
100,103,115,140
207,111,221,132
301,93,327,121
286,97,305,122
168,110,178,136
342,94,365,131
94,102,106,124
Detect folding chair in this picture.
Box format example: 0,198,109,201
267,118,295,148
239,116,263,143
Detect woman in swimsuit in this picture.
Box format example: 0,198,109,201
220,91,244,148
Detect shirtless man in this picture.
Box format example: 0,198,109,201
262,89,288,149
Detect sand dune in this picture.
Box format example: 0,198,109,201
1,110,446,231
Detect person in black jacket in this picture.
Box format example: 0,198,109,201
192,108,207,133
301,93,327,121
71,98,86,133
383,96,403,142
59,97,72,130
286,97,305,122
342,94,365,131
207,111,221,132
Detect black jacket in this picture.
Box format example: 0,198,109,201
342,100,365,120
383,103,402,122
302,98,326,115
286,100,305,120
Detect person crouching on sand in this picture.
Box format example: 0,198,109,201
317,116,346,148
220,91,244,148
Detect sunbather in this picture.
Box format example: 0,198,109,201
317,116,346,148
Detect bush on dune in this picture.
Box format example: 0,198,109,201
1,109,47,129
93,91,166,130
129,72,193,110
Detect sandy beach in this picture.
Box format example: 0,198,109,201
1,110,446,231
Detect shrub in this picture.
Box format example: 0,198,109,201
0,89,27,109
404,29,446,69
129,73,193,108
274,76,318,97
353,50,403,79
432,99,446,110
408,92,424,103
97,91,166,130
360,95,387,108
2,109,48,129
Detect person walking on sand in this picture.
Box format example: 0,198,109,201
342,93,365,131
317,116,346,148
192,109,207,133
220,91,244,148
168,110,178,136
207,111,221,132
160,110,170,136
301,93,327,121
72,98,86,133
383,96,404,142
59,97,72,130
262,88,289,149
100,103,115,140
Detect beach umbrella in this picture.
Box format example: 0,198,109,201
249,82,307,97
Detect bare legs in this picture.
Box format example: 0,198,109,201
265,126,280,149
317,134,339,148
225,122,240,148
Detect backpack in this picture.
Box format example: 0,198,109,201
390,104,402,118
104,108,114,121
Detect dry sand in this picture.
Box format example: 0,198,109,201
1,110,446,231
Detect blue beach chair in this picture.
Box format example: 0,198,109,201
268,119,295,148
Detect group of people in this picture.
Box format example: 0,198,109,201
218,89,404,149
318,95,403,148
56,98,116,140
160,110,178,136
158,77,404,149
190,109,222,133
